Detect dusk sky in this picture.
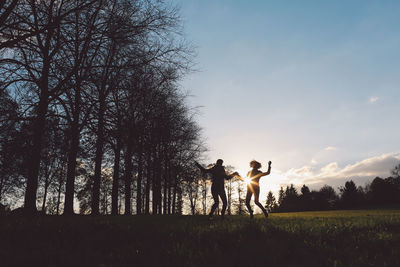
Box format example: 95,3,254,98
173,0,400,195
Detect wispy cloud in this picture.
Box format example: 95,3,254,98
369,96,379,103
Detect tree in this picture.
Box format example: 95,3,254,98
199,171,209,215
265,191,276,212
225,165,235,215
279,184,299,212
392,163,400,178
1,0,200,216
1,0,101,213
0,91,23,203
59,0,105,215
278,186,285,207
369,176,400,205
234,179,247,215
318,185,338,210
339,180,359,208
301,184,310,195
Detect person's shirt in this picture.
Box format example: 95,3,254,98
208,165,228,187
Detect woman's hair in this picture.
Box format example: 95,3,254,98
250,160,261,169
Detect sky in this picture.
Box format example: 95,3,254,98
172,0,400,197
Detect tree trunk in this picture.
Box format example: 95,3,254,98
167,165,171,214
91,96,106,215
172,176,177,214
64,120,80,215
136,143,143,214
111,136,121,215
145,153,151,214
56,177,62,215
0,176,4,203
64,82,81,215
41,173,51,213
124,144,133,215
163,173,167,214
24,95,48,213
156,155,162,214
152,164,157,214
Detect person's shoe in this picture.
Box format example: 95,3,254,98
249,213,254,219
264,211,269,219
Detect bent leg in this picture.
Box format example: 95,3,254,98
219,189,227,217
209,186,219,217
245,187,253,216
254,186,268,217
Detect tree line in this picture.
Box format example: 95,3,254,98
265,164,400,213
0,0,206,215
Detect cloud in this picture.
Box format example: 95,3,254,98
369,96,379,103
324,146,337,151
321,162,339,174
281,153,400,189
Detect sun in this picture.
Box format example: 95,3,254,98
244,177,252,185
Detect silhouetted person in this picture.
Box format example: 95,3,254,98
195,159,238,220
239,160,271,219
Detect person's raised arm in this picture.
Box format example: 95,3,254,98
251,161,272,180
262,161,272,176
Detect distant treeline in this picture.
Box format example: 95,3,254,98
266,168,400,213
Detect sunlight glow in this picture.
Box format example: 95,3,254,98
244,177,252,185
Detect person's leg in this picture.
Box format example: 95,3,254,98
209,185,219,217
253,186,268,218
245,186,253,218
219,189,227,219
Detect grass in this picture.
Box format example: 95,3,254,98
1,210,400,266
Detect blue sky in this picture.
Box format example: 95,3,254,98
173,0,400,192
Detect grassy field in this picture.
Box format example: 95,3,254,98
1,210,400,266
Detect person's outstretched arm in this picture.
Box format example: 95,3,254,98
195,161,212,174
226,171,239,180
235,171,248,181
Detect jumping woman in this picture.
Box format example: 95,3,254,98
239,160,272,219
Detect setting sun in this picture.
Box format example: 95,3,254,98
244,177,254,186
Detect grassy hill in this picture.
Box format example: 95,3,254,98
1,210,400,266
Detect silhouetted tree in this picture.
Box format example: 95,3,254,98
369,176,400,205
265,191,276,212
225,165,235,215
279,184,299,211
318,185,338,210
0,91,23,203
1,0,102,213
339,180,360,208
392,163,400,178
278,186,285,207
299,185,312,211
234,179,247,215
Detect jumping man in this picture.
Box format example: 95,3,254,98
194,159,238,220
